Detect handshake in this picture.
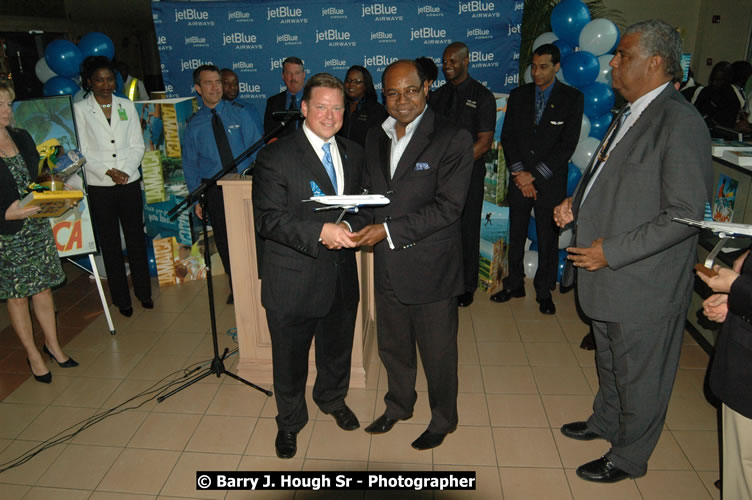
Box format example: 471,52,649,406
319,222,386,250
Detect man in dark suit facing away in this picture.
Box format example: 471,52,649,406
352,60,474,450
490,43,583,315
253,73,364,459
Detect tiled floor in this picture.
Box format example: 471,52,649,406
0,263,722,499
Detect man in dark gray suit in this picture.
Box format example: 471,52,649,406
553,20,712,482
253,73,364,459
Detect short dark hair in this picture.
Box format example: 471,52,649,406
220,68,237,77
80,56,118,94
382,60,426,89
533,44,561,65
302,73,345,103
415,57,438,82
282,56,304,70
192,64,221,85
345,65,378,102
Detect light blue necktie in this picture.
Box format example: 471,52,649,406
321,142,338,193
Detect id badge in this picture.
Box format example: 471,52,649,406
118,107,128,121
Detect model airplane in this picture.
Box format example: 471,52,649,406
303,194,390,212
672,218,752,238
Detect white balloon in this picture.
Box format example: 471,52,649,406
533,32,558,52
523,65,532,84
571,137,601,171
579,115,591,141
35,57,57,83
523,250,539,279
579,19,620,56
558,228,573,249
596,54,613,85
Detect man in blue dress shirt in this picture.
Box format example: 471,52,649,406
182,64,262,303
263,56,306,139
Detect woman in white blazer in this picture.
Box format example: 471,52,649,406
74,56,152,317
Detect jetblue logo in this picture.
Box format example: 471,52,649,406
276,34,301,44
180,58,212,72
174,8,208,21
504,73,519,86
322,7,345,16
458,1,500,17
370,32,395,43
233,61,256,71
239,82,261,93
267,6,304,21
470,51,498,69
467,28,491,38
228,10,251,20
184,36,208,47
270,58,285,71
324,58,347,68
417,5,442,16
364,55,398,67
223,32,258,46
361,3,403,21
410,27,447,42
507,23,521,35
157,35,172,51
316,29,351,43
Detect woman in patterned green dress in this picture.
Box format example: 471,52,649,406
0,81,77,383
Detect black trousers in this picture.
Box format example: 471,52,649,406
504,183,559,300
461,161,486,294
204,184,231,281
375,281,458,434
88,182,152,309
265,277,357,432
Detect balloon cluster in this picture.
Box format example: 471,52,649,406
36,33,116,97
522,0,621,283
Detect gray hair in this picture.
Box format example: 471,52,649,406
624,20,683,81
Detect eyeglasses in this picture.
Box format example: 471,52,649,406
344,79,364,85
384,88,421,101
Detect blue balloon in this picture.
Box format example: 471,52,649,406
566,163,583,197
45,40,83,78
552,39,574,60
562,51,600,89
115,72,124,93
43,76,80,96
581,82,615,119
550,0,591,46
557,249,568,282
528,216,537,243
78,32,115,60
589,111,614,140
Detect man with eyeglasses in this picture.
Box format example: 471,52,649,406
352,60,473,450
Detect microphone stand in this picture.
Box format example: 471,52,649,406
157,120,290,402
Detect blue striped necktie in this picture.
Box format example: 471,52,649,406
321,142,338,193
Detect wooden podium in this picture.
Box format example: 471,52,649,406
218,174,376,389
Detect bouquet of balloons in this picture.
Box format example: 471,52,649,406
35,32,121,98
521,0,621,282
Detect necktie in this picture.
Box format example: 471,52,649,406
535,91,546,124
211,108,234,170
321,142,338,194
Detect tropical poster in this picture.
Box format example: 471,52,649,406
712,173,738,222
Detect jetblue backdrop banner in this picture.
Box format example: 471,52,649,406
151,0,523,117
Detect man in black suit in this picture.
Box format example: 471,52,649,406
430,42,496,307
490,44,583,315
253,73,364,459
263,56,305,139
353,60,474,450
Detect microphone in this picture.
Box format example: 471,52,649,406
272,110,302,121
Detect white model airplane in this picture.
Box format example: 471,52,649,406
303,194,390,212
672,218,752,238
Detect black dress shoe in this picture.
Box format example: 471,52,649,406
275,430,297,459
489,287,525,303
560,421,603,441
576,456,633,483
141,299,154,309
43,345,78,368
328,405,360,431
27,359,52,384
226,292,234,304
537,297,556,315
365,413,406,434
411,430,447,450
119,307,133,317
458,292,474,307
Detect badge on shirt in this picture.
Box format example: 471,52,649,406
465,99,477,109
117,107,128,121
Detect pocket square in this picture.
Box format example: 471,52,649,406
550,121,564,125
309,180,324,197
414,162,431,171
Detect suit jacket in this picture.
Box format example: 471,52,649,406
502,81,583,204
252,128,364,317
263,91,301,139
709,253,752,417
355,107,474,304
0,127,40,235
73,94,145,187
572,85,713,323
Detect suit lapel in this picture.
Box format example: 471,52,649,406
377,130,392,190
335,137,355,194
391,109,434,184
86,95,113,132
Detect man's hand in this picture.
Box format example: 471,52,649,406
553,197,574,227
697,265,740,294
567,237,607,271
702,293,729,323
520,183,537,199
320,222,357,250
194,204,203,220
512,170,535,188
353,224,387,247
4,199,41,220
106,168,130,185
